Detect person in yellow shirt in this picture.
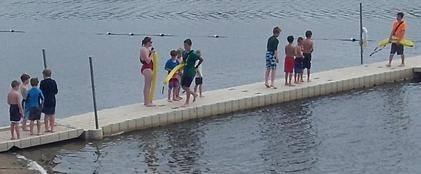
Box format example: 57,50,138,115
387,12,407,67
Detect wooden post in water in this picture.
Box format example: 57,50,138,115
42,49,47,69
89,57,99,129
359,3,364,65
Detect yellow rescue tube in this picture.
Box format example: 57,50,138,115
378,38,415,47
163,64,185,85
149,53,159,102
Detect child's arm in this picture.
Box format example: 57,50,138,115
195,57,204,69
53,81,58,95
17,94,23,116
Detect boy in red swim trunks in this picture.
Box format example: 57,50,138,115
284,36,295,86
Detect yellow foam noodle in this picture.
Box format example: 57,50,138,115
149,53,159,102
163,64,185,85
378,38,415,47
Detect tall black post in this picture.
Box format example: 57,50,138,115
360,3,364,64
42,49,47,69
89,57,99,129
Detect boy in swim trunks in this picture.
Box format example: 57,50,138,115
284,36,295,86
26,78,44,135
303,30,314,82
40,69,58,133
20,73,31,131
7,80,23,140
265,27,282,89
387,12,407,67
181,39,204,106
294,37,304,83
165,50,181,102
194,50,204,97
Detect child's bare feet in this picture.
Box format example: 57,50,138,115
144,104,156,107
192,93,198,102
10,137,15,140
167,100,173,102
176,97,183,100
386,64,391,67
265,83,271,88
398,64,405,67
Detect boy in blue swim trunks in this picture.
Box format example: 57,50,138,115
26,78,44,135
265,27,281,89
7,80,23,140
165,50,181,102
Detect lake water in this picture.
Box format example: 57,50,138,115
0,0,421,173
17,81,421,173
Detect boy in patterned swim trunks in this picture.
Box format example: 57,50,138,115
165,50,181,102
303,30,314,82
285,36,295,86
265,27,281,89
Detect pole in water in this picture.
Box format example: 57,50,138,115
89,57,99,129
359,2,363,65
42,49,47,69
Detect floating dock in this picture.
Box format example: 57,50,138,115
1,56,421,152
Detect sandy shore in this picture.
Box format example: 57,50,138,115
0,153,35,174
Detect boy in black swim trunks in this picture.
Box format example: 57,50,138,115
194,50,204,97
303,30,314,82
181,39,204,106
7,80,23,140
40,69,58,133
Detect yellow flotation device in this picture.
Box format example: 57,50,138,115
149,53,159,101
378,38,414,47
163,64,185,85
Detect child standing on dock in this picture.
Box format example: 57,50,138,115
26,78,44,135
284,36,295,86
194,50,204,97
40,69,58,133
265,27,281,89
303,30,314,82
181,39,204,106
294,37,304,83
20,73,31,131
7,80,23,140
165,50,181,102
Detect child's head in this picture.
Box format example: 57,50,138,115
287,35,294,44
305,30,312,38
297,37,304,45
30,78,39,87
42,69,52,79
273,27,281,37
184,39,192,51
20,73,30,84
177,48,184,58
195,50,202,57
11,80,20,90
170,50,178,58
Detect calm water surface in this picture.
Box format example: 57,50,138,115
1,0,421,173
16,81,421,173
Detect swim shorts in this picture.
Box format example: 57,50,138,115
168,78,179,89
29,107,42,121
195,77,203,85
284,56,294,73
181,75,194,88
303,53,312,69
294,57,304,74
9,104,21,123
391,43,404,55
265,51,277,70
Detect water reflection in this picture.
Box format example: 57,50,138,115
259,102,318,173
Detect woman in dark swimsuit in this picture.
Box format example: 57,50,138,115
139,37,155,106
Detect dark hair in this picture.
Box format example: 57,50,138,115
287,36,294,43
397,12,404,18
298,37,304,42
42,69,52,77
305,30,312,38
184,39,192,46
30,78,39,87
170,50,178,57
141,37,152,46
273,27,281,35
11,80,20,88
20,73,30,83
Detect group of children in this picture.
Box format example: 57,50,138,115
265,27,314,88
164,39,204,105
7,69,58,140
